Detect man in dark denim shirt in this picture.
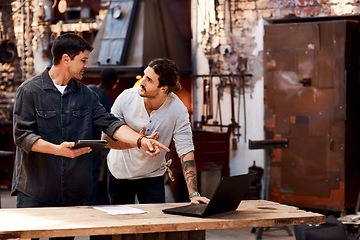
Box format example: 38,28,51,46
12,33,169,211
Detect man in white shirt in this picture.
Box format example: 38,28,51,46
103,58,209,204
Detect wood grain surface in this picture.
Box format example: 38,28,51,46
0,200,325,239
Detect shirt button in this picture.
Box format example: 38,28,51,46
149,120,152,123
147,129,150,132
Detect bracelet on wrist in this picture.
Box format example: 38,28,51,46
137,135,147,149
189,191,201,199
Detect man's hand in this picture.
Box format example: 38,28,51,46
31,139,91,158
140,137,169,157
112,125,168,155
190,195,210,204
140,126,159,140
56,142,92,158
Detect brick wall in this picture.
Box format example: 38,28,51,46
200,0,360,85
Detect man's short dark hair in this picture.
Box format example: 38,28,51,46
51,33,93,65
148,58,181,93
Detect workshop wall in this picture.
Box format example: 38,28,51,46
1,0,359,194
192,0,360,180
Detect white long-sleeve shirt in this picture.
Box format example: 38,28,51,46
107,87,194,179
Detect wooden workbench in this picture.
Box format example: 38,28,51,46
0,200,325,240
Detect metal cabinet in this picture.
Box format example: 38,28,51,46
264,18,360,212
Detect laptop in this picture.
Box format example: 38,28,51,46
162,173,256,218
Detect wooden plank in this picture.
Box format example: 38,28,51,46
0,200,324,239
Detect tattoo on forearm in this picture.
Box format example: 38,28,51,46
182,159,196,171
182,159,198,191
186,171,197,191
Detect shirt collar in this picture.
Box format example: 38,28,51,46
41,67,81,92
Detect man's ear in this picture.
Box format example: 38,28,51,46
62,54,70,63
160,85,168,93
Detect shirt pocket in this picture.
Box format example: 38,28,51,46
36,109,57,134
72,108,90,135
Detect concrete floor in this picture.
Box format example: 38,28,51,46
0,189,296,240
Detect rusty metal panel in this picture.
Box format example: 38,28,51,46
274,113,290,135
264,19,360,211
265,49,297,72
298,49,315,79
281,130,330,198
309,111,330,137
316,21,346,89
264,23,320,50
272,71,300,91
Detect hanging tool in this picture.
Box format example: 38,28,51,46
208,75,213,121
207,59,214,122
193,73,253,138
214,77,226,131
202,77,213,125
229,75,236,127
229,75,238,150
237,60,248,142
201,77,207,125
242,73,247,142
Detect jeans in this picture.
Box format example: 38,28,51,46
85,149,109,206
107,171,165,204
17,191,75,240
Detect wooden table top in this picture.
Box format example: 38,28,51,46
0,200,325,239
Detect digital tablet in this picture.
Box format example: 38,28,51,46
73,140,108,154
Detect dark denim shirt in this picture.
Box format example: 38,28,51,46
12,68,125,205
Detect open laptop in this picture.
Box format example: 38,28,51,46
162,173,256,218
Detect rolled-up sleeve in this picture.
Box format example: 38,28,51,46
13,86,41,154
173,109,194,158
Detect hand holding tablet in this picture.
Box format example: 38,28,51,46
72,140,108,154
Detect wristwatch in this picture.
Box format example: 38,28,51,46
189,191,201,200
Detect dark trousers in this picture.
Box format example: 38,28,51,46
107,170,165,204
17,191,75,240
85,149,109,206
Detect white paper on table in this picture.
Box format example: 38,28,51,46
93,206,149,215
